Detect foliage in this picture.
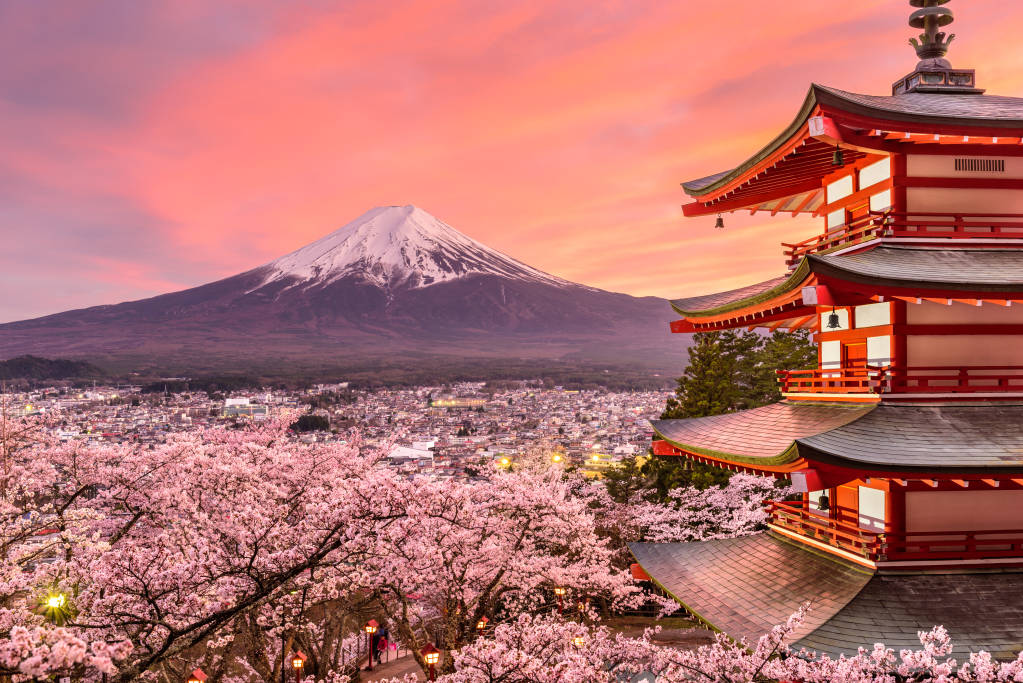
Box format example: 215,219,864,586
0,355,104,381
290,414,331,432
661,330,816,419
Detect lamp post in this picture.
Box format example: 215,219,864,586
420,643,440,682
187,668,207,683
553,586,566,616
475,616,489,634
364,620,378,672
290,651,306,683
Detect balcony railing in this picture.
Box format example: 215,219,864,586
776,368,882,395
778,366,1023,396
767,500,884,560
769,501,1023,562
783,211,1023,267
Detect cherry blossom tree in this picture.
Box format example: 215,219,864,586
363,466,643,676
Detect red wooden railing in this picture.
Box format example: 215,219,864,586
783,210,1023,267
767,501,884,560
778,366,1023,395
769,501,1023,562
776,368,883,395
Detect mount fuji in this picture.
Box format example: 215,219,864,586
0,206,681,378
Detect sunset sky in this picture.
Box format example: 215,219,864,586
3,0,1023,322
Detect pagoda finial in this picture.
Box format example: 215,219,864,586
908,0,955,65
892,0,981,95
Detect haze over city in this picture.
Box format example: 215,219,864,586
4,0,1022,323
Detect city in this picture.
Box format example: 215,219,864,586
8,382,664,479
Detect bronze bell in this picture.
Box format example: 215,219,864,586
714,214,725,229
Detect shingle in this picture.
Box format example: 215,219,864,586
799,403,1023,469
812,246,1023,291
629,534,872,643
652,402,875,462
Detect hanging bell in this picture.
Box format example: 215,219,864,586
816,493,830,511
826,309,841,329
832,145,845,167
714,214,725,229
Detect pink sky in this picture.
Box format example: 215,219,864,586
2,0,1022,322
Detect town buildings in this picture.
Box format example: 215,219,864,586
631,0,1023,659
5,382,662,479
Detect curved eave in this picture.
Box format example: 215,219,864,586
683,84,1023,200
682,85,822,197
671,259,811,318
654,428,803,470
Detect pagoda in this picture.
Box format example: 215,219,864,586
630,0,1023,659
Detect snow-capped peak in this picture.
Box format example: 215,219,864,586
257,205,573,290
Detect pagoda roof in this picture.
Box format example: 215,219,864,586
671,245,1023,321
670,276,790,316
632,533,1023,659
811,245,1023,292
650,402,873,467
683,84,1023,199
800,403,1023,471
628,534,872,643
657,402,1023,473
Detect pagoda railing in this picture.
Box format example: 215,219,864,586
783,211,1023,267
767,501,884,560
778,366,1023,395
877,366,1023,394
768,501,1023,562
776,368,882,395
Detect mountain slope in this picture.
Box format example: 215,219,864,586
0,206,683,377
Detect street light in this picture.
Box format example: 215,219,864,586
476,616,489,633
572,636,585,649
364,620,378,672
420,643,441,682
553,586,566,615
187,668,207,683
291,651,306,683
551,453,562,463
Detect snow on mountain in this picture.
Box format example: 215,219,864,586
256,205,576,291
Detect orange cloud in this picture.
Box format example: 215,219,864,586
2,0,1022,322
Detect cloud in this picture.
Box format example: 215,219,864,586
1,0,1021,322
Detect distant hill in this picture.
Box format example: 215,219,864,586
0,355,105,380
0,205,688,379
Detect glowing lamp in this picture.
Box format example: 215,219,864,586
476,616,489,631
46,594,66,610
572,636,585,648
552,453,562,463
553,586,566,596
364,619,378,635
291,651,306,669
187,669,208,683
420,643,441,666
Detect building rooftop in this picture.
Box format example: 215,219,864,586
632,533,1023,659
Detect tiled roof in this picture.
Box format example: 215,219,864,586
629,534,872,642
798,403,1023,470
670,276,789,315
670,245,1023,319
797,572,1023,660
651,402,874,463
811,246,1023,291
817,85,1023,124
634,533,1023,660
683,84,1023,196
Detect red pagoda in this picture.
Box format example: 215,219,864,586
631,0,1023,658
